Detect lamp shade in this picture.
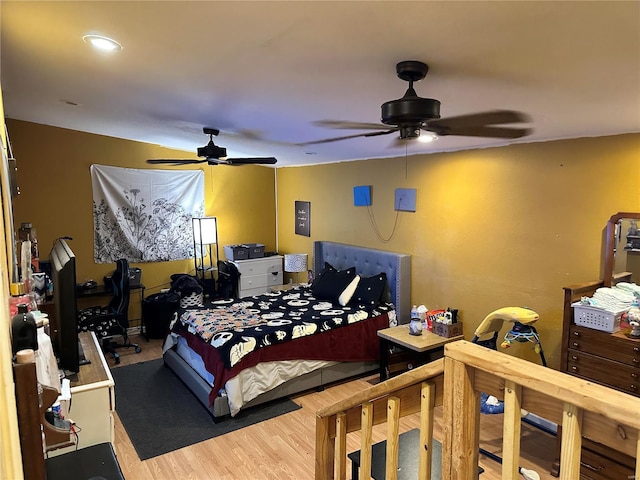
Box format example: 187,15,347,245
192,217,217,245
284,253,308,273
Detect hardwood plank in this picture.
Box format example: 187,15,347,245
112,334,559,479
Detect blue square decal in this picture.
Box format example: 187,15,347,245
353,186,372,206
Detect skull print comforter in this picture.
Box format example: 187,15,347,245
173,285,395,370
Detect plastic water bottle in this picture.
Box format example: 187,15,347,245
409,305,423,336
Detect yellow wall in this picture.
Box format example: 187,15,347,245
277,134,640,368
0,88,24,480
4,118,640,382
6,119,277,303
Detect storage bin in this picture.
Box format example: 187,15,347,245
433,321,464,338
142,292,180,339
572,302,625,333
224,245,249,261
224,243,265,260
246,243,265,258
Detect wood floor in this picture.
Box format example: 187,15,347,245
111,334,558,479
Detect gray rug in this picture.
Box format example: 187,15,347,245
112,358,301,460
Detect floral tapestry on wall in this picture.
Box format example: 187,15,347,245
91,164,204,263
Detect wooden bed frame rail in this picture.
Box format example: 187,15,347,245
315,340,640,479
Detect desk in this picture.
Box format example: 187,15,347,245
76,283,146,333
377,325,463,381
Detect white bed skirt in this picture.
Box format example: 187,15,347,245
164,333,335,416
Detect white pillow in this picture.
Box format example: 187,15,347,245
338,275,360,306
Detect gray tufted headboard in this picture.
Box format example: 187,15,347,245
313,241,411,324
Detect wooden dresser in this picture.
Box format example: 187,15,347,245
555,280,638,478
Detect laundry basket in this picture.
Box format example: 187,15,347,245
571,303,626,333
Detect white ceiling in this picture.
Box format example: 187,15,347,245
1,1,639,167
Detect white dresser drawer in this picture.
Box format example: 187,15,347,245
234,256,282,276
232,256,283,297
266,269,283,287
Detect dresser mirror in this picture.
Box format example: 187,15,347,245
603,212,640,287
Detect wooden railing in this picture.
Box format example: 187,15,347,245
315,340,640,479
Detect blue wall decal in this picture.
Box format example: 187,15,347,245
353,185,372,206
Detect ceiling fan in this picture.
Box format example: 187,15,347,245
147,128,277,166
297,60,532,147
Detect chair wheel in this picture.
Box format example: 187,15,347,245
135,346,142,353
114,355,121,365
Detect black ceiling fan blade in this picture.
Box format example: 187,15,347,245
146,159,207,165
296,129,398,146
428,110,531,130
218,157,278,165
313,120,396,131
429,125,533,139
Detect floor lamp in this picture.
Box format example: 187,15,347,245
192,217,218,288
284,253,308,285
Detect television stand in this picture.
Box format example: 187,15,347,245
48,332,116,458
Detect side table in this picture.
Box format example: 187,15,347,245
377,325,463,381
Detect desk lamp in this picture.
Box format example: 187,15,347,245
284,253,308,285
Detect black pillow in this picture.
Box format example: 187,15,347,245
311,262,336,291
350,272,387,307
311,264,356,303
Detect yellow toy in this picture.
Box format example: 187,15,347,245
473,307,545,480
472,306,546,366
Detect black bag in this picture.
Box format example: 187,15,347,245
216,261,240,299
142,291,180,339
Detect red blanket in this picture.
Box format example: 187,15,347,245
175,312,390,406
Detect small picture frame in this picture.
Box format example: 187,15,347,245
295,201,311,237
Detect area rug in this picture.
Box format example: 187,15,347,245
112,358,301,460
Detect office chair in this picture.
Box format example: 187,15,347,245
77,258,141,364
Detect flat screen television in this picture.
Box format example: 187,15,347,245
49,238,87,374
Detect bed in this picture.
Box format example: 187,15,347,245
162,241,411,418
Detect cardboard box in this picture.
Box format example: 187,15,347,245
433,321,463,338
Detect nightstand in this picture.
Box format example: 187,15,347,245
377,325,463,381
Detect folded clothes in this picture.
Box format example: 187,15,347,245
581,283,640,313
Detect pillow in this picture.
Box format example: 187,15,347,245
350,272,387,307
338,275,360,306
310,262,336,291
311,264,356,303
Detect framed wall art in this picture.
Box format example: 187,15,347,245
295,200,310,237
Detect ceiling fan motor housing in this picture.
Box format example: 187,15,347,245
381,97,441,138
197,143,227,158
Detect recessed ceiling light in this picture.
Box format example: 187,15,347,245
82,34,122,52
417,132,438,143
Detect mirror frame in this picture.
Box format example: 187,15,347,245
603,211,640,287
